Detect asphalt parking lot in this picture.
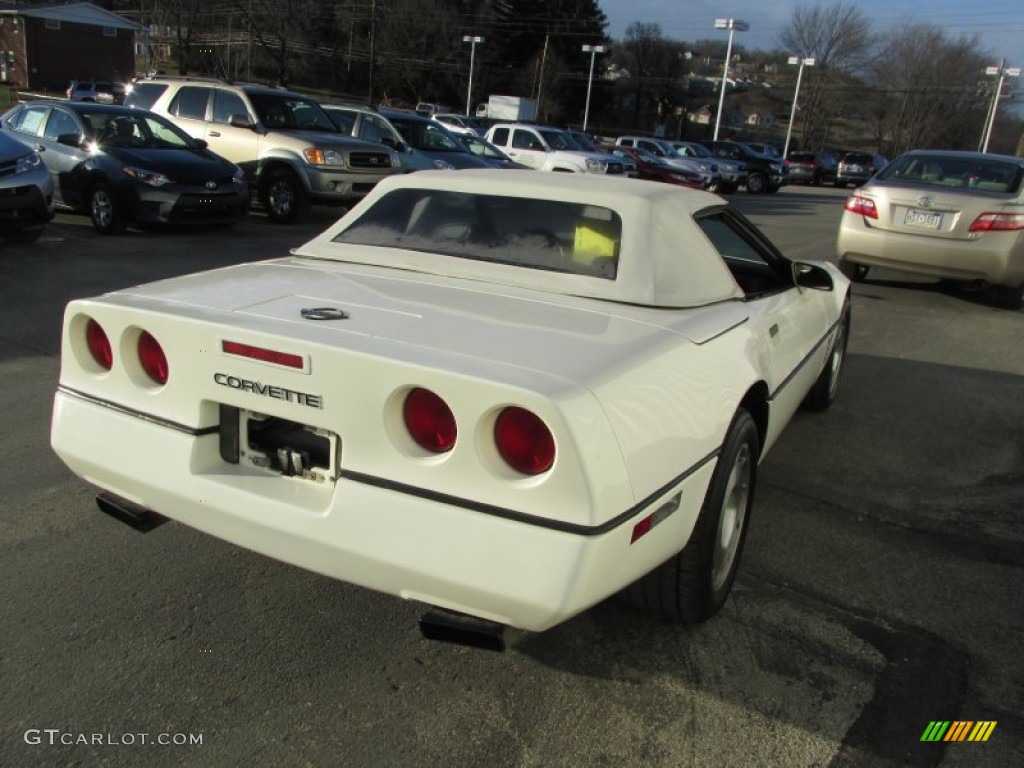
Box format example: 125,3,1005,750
1,184,1021,767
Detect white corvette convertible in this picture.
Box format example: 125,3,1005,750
51,170,849,649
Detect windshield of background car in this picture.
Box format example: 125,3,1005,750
874,154,1023,193
332,188,622,279
123,82,167,110
462,136,507,160
681,143,712,158
538,129,577,151
249,94,337,132
83,110,199,148
391,119,463,152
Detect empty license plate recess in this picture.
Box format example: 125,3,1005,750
220,405,339,483
904,208,942,229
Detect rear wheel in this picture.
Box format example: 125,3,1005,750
991,282,1024,311
621,410,759,622
89,183,127,234
260,167,308,223
746,172,767,194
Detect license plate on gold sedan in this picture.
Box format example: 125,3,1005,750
904,208,943,229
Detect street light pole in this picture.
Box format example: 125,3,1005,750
782,56,814,160
581,44,605,133
712,18,749,142
463,35,484,117
979,60,1020,153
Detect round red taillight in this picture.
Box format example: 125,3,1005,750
137,331,169,385
494,407,555,475
85,318,113,370
403,387,456,453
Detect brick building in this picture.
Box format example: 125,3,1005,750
0,2,145,92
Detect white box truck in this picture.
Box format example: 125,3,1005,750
476,95,538,122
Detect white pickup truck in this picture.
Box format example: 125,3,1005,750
485,124,626,175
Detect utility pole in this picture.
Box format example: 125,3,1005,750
979,60,1020,153
535,34,549,121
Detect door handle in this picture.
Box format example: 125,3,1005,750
769,323,779,338
208,131,221,137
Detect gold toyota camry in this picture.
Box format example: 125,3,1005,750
836,149,1024,309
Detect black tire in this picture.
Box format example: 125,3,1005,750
260,167,308,223
621,409,759,623
838,261,869,282
990,282,1024,311
746,172,767,194
803,301,850,411
89,182,127,234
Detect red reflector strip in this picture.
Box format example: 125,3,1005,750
222,340,304,369
631,515,654,543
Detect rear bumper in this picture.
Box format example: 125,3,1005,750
52,389,711,632
837,213,1024,286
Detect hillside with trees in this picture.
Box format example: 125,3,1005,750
97,0,1022,155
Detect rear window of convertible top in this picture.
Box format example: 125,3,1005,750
332,188,623,280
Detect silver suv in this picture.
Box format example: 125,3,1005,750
126,77,402,222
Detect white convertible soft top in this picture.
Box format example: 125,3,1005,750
295,170,744,308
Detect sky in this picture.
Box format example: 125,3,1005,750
598,0,1024,69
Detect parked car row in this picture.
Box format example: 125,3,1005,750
784,149,889,187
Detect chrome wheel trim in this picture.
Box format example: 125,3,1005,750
711,442,752,591
91,189,113,229
828,316,848,400
268,178,295,217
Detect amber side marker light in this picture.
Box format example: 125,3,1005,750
403,388,457,453
85,318,113,370
138,331,169,385
494,407,555,475
222,340,304,369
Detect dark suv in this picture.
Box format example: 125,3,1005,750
701,140,786,194
785,150,838,186
835,151,887,187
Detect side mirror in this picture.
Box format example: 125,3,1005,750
793,262,834,291
191,138,208,149
56,133,84,148
228,113,253,129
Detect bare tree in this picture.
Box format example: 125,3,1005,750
616,23,689,131
231,0,328,87
866,26,990,154
373,0,462,105
777,2,872,148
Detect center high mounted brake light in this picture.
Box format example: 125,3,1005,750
222,340,304,369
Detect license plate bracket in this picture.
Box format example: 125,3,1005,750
220,405,339,483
